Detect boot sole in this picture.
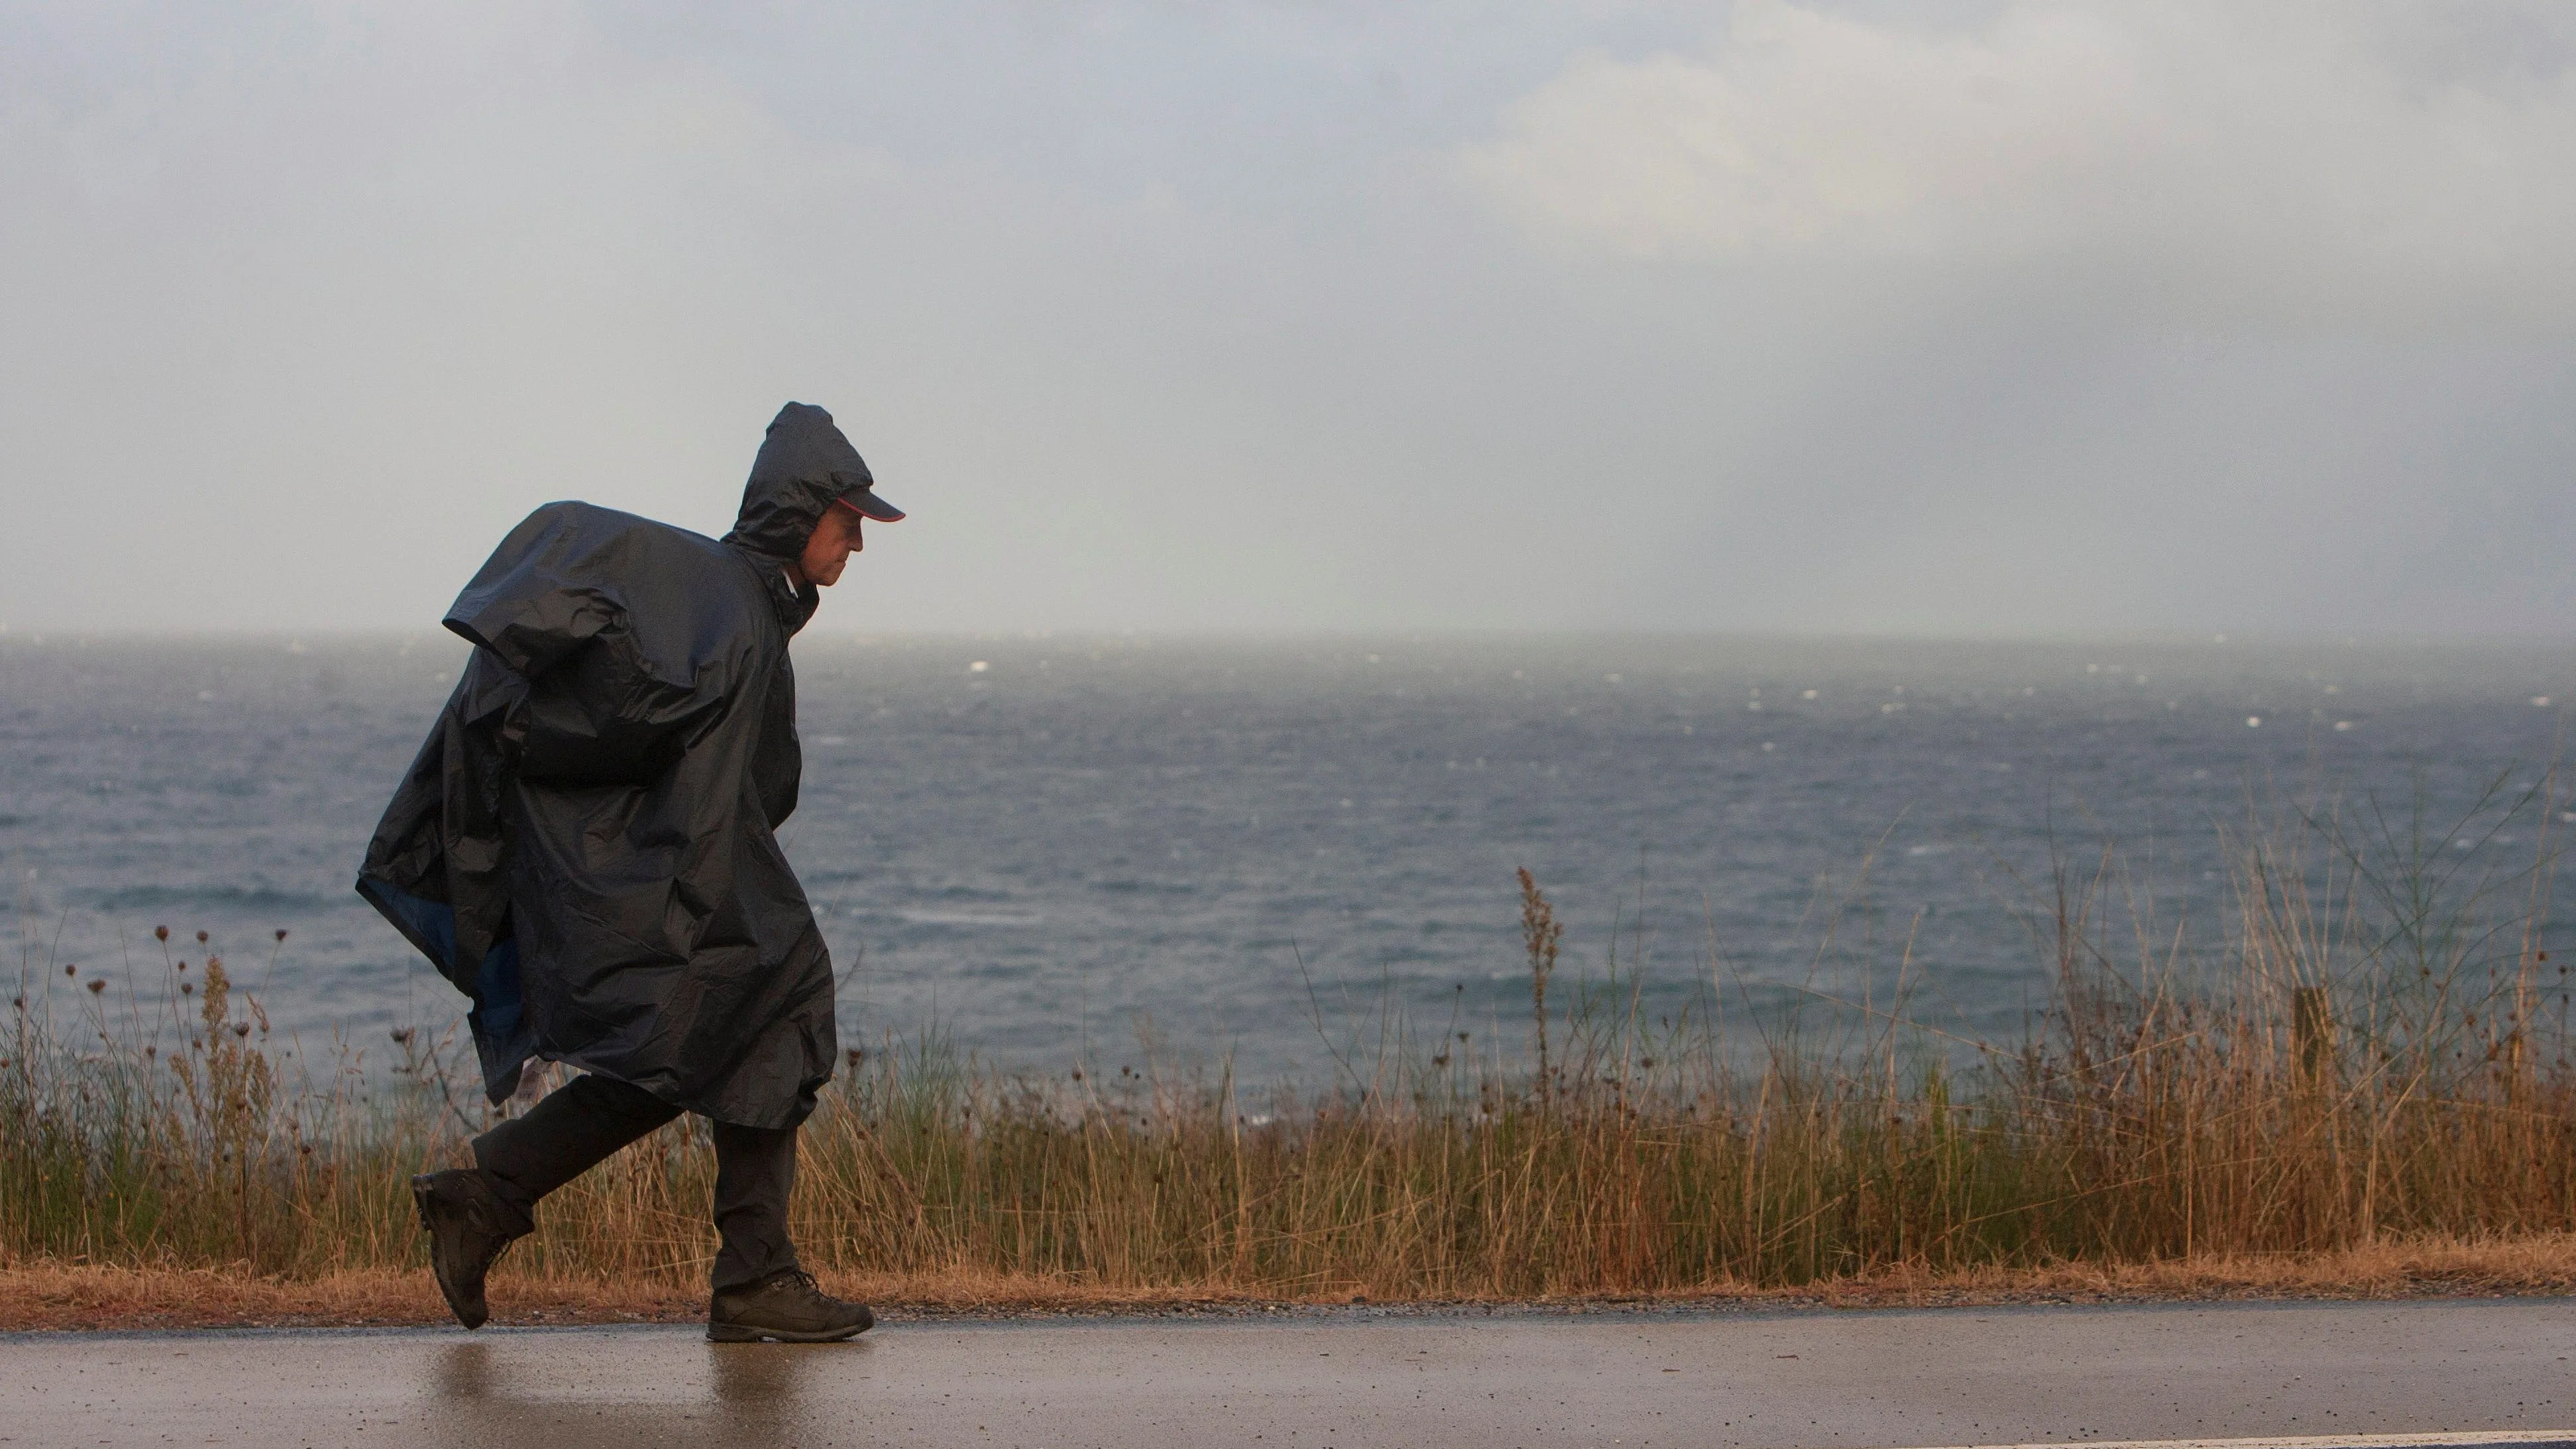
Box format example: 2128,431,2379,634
707,1318,873,1344
411,1174,491,1332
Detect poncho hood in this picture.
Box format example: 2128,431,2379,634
723,402,877,561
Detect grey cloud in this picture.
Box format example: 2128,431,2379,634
0,2,2569,639
1466,1,2576,326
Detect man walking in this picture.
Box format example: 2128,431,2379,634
356,403,900,1342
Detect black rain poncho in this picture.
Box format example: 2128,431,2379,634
357,403,875,1129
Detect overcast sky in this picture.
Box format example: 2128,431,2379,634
5,0,2572,636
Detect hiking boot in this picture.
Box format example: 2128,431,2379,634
411,1169,523,1330
708,1268,875,1343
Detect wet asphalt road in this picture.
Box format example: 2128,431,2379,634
5,1299,2575,1449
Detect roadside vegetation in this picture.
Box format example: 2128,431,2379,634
7,780,2575,1315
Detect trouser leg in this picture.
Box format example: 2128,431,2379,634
710,1121,801,1292
470,1073,680,1233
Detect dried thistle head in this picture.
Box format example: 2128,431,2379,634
274,928,289,943
154,925,170,942
85,979,105,995
195,931,209,944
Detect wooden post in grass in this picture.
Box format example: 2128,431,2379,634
2292,987,2335,1087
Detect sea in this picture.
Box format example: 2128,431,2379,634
4,633,2571,1086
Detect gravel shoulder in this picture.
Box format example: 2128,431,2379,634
10,1238,2576,1332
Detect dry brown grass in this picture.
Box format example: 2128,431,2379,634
9,787,2576,1319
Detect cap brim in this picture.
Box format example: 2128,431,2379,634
837,488,906,523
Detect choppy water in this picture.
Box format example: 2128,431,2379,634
4,633,2570,1083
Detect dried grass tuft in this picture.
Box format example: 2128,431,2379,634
9,782,2576,1320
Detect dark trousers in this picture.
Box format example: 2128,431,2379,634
470,1073,801,1293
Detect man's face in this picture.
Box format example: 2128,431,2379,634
798,501,867,587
